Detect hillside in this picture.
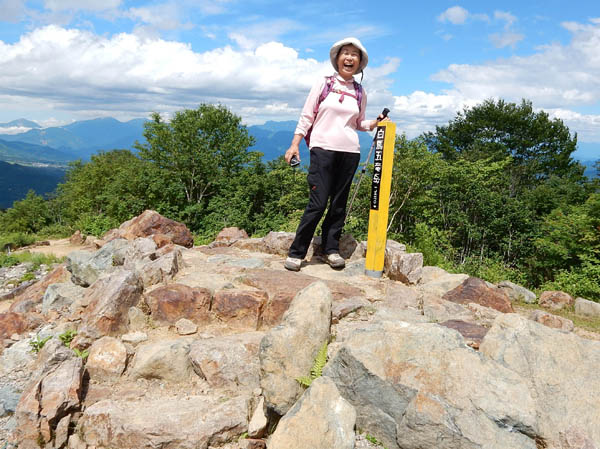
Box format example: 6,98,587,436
0,161,66,208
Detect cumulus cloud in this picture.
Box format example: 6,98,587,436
390,18,600,140
437,6,489,25
0,0,27,22
43,0,121,12
490,10,524,48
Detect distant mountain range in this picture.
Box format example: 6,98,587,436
0,117,596,209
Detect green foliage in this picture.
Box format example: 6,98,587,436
296,340,328,388
0,232,36,252
0,190,51,234
73,348,89,360
59,329,77,347
29,335,52,353
541,261,600,301
0,250,63,270
74,213,119,237
364,433,388,449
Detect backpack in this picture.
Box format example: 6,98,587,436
304,75,363,147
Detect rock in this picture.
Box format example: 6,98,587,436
262,231,295,256
41,282,85,314
240,438,267,449
0,338,36,375
443,277,514,313
212,289,267,328
15,355,83,447
0,312,29,339
232,237,267,252
135,247,184,288
417,266,469,296
86,336,127,381
120,331,148,345
480,314,600,448
384,244,423,284
212,227,249,246
529,310,574,332
438,320,489,349
69,230,85,245
145,283,211,325
103,209,194,248
332,297,370,323
539,290,574,311
241,269,363,327
575,297,600,318
76,269,143,342
248,396,267,438
9,265,70,313
259,281,332,416
324,321,538,449
497,280,536,304
0,385,21,417
128,306,147,331
421,292,474,323
66,238,130,287
268,377,356,449
77,395,249,449
129,339,192,382
175,318,197,335
54,414,71,449
189,331,263,390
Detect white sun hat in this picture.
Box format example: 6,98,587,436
329,37,369,74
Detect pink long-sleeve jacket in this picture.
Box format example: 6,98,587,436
294,73,370,154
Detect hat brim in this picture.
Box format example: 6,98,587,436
330,37,368,74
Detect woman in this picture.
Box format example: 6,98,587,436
284,37,386,271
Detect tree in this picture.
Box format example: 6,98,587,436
0,190,50,233
424,99,581,195
134,104,256,212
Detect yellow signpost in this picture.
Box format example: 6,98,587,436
365,121,396,278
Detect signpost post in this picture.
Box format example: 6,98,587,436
365,121,396,278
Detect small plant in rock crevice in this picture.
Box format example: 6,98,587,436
296,340,328,388
29,335,52,353
59,329,77,347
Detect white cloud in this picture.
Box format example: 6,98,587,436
227,18,304,50
494,10,517,27
43,0,121,12
437,6,469,25
489,31,524,48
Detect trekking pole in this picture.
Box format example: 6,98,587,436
346,108,390,219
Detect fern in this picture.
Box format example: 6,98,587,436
296,340,328,388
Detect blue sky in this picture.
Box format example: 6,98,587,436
0,0,598,159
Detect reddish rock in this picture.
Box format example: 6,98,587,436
152,233,173,249
69,230,85,245
145,283,212,325
215,227,249,243
442,277,514,314
212,289,267,328
241,269,364,327
0,312,28,339
439,320,489,349
529,310,574,332
10,265,70,313
240,439,267,449
103,210,194,248
539,290,574,311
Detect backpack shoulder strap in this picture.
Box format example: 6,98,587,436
313,75,335,117
353,81,363,113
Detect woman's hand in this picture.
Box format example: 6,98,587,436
285,134,303,164
369,113,390,131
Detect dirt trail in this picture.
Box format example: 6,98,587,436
15,238,92,258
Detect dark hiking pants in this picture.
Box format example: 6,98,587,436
288,147,360,259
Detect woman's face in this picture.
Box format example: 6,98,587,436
336,44,361,80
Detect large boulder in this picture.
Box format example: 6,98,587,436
129,339,193,383
189,331,264,390
323,321,539,449
103,210,194,248
539,290,575,311
209,227,249,248
75,268,143,343
268,377,356,449
0,312,29,339
529,310,574,332
77,395,249,449
259,281,332,416
575,297,600,318
497,280,536,304
384,240,423,284
145,283,211,325
480,314,600,448
212,289,268,329
41,282,85,314
262,231,294,256
86,336,128,382
66,238,130,287
443,277,514,313
417,266,469,296
9,265,70,313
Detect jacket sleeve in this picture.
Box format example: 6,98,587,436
294,77,326,137
357,88,370,132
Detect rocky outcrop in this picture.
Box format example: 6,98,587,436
145,283,211,325
129,339,193,382
497,280,536,303
443,276,514,313
268,377,356,449
259,281,332,416
539,290,575,310
66,238,130,287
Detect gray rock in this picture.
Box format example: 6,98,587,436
418,266,469,296
248,396,267,438
120,331,148,345
529,309,574,332
67,239,130,286
497,280,536,304
324,321,539,449
86,336,127,381
136,248,183,288
0,338,35,376
127,306,147,331
480,314,600,447
78,395,249,449
259,281,332,416
129,339,192,383
175,318,198,335
0,385,21,416
189,331,263,390
262,231,295,256
41,282,85,314
384,242,423,284
269,377,356,449
575,297,600,318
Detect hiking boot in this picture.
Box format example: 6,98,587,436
284,257,302,271
325,253,345,269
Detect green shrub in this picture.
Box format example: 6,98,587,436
74,213,118,237
541,261,600,301
0,232,36,251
